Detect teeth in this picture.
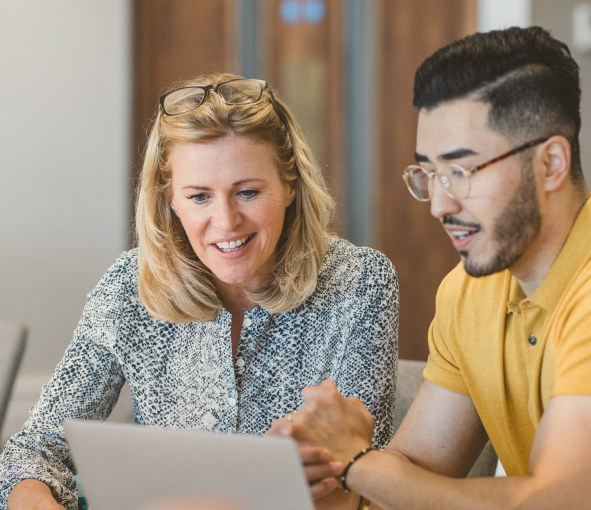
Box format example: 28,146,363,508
215,235,252,252
451,230,473,240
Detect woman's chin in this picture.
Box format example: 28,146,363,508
211,268,260,288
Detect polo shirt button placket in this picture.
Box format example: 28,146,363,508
528,336,537,346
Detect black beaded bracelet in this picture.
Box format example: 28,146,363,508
340,447,376,492
357,496,371,510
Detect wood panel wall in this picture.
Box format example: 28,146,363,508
374,0,476,360
132,0,236,224
263,0,346,233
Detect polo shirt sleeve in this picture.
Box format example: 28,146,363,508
550,254,591,396
423,264,470,396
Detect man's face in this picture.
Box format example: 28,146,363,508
415,100,542,277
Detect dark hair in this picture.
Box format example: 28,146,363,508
414,26,585,188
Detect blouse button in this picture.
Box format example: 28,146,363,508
228,397,236,406
236,358,245,367
528,336,537,346
243,318,253,327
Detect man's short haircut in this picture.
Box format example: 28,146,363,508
413,26,585,188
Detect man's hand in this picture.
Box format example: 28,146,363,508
268,380,375,464
298,446,344,499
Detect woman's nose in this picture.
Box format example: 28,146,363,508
212,198,242,231
430,177,461,220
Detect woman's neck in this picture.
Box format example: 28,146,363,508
214,277,259,316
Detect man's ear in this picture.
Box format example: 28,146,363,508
539,136,571,192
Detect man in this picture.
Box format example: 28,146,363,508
269,26,591,509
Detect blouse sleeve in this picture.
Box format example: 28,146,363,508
0,253,130,510
334,259,399,450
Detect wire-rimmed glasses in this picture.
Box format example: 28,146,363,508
402,137,550,201
159,78,284,124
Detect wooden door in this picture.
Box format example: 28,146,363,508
132,0,236,225
374,0,476,360
262,0,346,233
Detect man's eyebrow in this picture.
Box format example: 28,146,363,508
414,148,479,164
439,148,478,161
414,152,429,163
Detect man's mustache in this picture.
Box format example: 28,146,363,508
442,216,481,229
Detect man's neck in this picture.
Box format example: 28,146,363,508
511,191,589,296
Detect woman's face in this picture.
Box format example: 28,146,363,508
170,136,296,293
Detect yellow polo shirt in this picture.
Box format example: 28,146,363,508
423,197,591,476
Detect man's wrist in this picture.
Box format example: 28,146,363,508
345,449,381,494
340,447,378,492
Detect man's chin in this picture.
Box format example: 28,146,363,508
460,249,526,278
460,252,499,278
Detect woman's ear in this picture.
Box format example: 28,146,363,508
286,180,297,207
170,200,179,217
540,136,571,192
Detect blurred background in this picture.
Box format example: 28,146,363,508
1,0,591,443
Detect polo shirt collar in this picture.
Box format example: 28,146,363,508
527,197,591,311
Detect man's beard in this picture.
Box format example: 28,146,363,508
461,161,542,278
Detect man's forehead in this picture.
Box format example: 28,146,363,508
417,100,490,136
415,100,505,160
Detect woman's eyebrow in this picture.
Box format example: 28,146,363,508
232,178,265,186
181,178,266,190
181,185,211,190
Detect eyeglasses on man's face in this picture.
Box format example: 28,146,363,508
402,137,550,202
159,78,284,123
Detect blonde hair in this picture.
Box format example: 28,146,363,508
136,73,335,322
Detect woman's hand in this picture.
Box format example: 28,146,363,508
7,479,66,510
270,380,376,465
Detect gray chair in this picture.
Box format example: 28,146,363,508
394,359,498,477
0,321,27,439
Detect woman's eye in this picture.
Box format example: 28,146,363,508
190,193,208,203
238,189,259,199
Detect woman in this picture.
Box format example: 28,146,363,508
1,74,398,510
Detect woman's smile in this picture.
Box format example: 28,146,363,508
210,234,256,259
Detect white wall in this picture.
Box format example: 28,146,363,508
533,0,591,186
478,0,532,31
0,0,131,374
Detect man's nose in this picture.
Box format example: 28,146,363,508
429,177,461,220
212,198,242,231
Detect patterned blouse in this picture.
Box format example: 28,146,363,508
0,238,398,510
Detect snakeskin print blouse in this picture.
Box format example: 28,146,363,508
0,238,398,510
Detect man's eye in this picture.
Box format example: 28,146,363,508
239,189,259,199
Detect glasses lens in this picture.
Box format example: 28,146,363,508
163,88,206,115
218,80,263,105
438,165,469,199
405,166,431,201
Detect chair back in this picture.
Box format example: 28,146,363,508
0,321,27,437
394,359,498,478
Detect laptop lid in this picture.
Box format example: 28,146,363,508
64,420,315,510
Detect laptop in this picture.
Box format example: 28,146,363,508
64,420,315,510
